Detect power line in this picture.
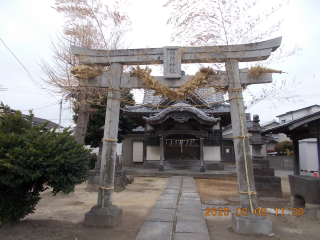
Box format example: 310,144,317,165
20,102,60,111
0,38,60,101
1,38,38,86
3,90,53,95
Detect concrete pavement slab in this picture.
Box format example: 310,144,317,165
135,221,173,240
153,200,177,209
158,193,179,201
176,221,209,233
145,209,176,222
174,232,210,240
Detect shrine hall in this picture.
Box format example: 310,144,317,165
121,88,232,171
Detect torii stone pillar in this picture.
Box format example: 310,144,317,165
226,60,272,234
84,63,123,227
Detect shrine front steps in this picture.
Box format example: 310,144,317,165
165,160,200,170
135,176,211,240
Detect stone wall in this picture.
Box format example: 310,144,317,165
266,156,293,170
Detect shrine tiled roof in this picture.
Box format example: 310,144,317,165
123,89,230,115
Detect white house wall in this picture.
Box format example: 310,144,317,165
116,143,122,156
222,128,233,137
222,133,233,139
204,146,221,161
122,134,145,167
146,146,160,160
279,106,320,123
146,125,154,130
132,141,143,162
212,122,220,130
278,133,290,143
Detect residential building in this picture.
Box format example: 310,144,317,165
277,105,320,124
260,120,290,154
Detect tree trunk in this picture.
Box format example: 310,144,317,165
74,92,91,143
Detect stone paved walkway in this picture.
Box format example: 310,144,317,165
135,176,210,240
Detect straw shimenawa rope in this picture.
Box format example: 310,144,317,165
70,65,103,79
248,65,283,78
99,186,114,191
130,66,223,101
102,138,118,142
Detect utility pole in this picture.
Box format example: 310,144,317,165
58,99,62,132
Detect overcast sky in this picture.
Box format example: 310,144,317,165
1,0,319,128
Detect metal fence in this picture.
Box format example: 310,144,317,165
266,156,293,170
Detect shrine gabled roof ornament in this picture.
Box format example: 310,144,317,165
142,103,220,125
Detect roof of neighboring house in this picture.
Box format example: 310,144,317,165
267,139,278,144
0,107,61,129
260,120,279,128
222,120,253,131
21,114,62,129
261,111,320,134
276,104,320,117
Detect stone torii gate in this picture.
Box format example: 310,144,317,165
71,37,282,234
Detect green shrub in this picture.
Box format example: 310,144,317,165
88,153,98,170
0,104,93,223
275,140,293,156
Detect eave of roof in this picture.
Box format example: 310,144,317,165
276,104,320,117
21,114,61,129
261,111,320,134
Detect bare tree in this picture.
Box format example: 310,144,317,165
164,0,301,108
39,0,132,142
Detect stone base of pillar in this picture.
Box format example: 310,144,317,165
84,205,122,227
159,165,164,171
200,166,205,172
231,210,272,235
